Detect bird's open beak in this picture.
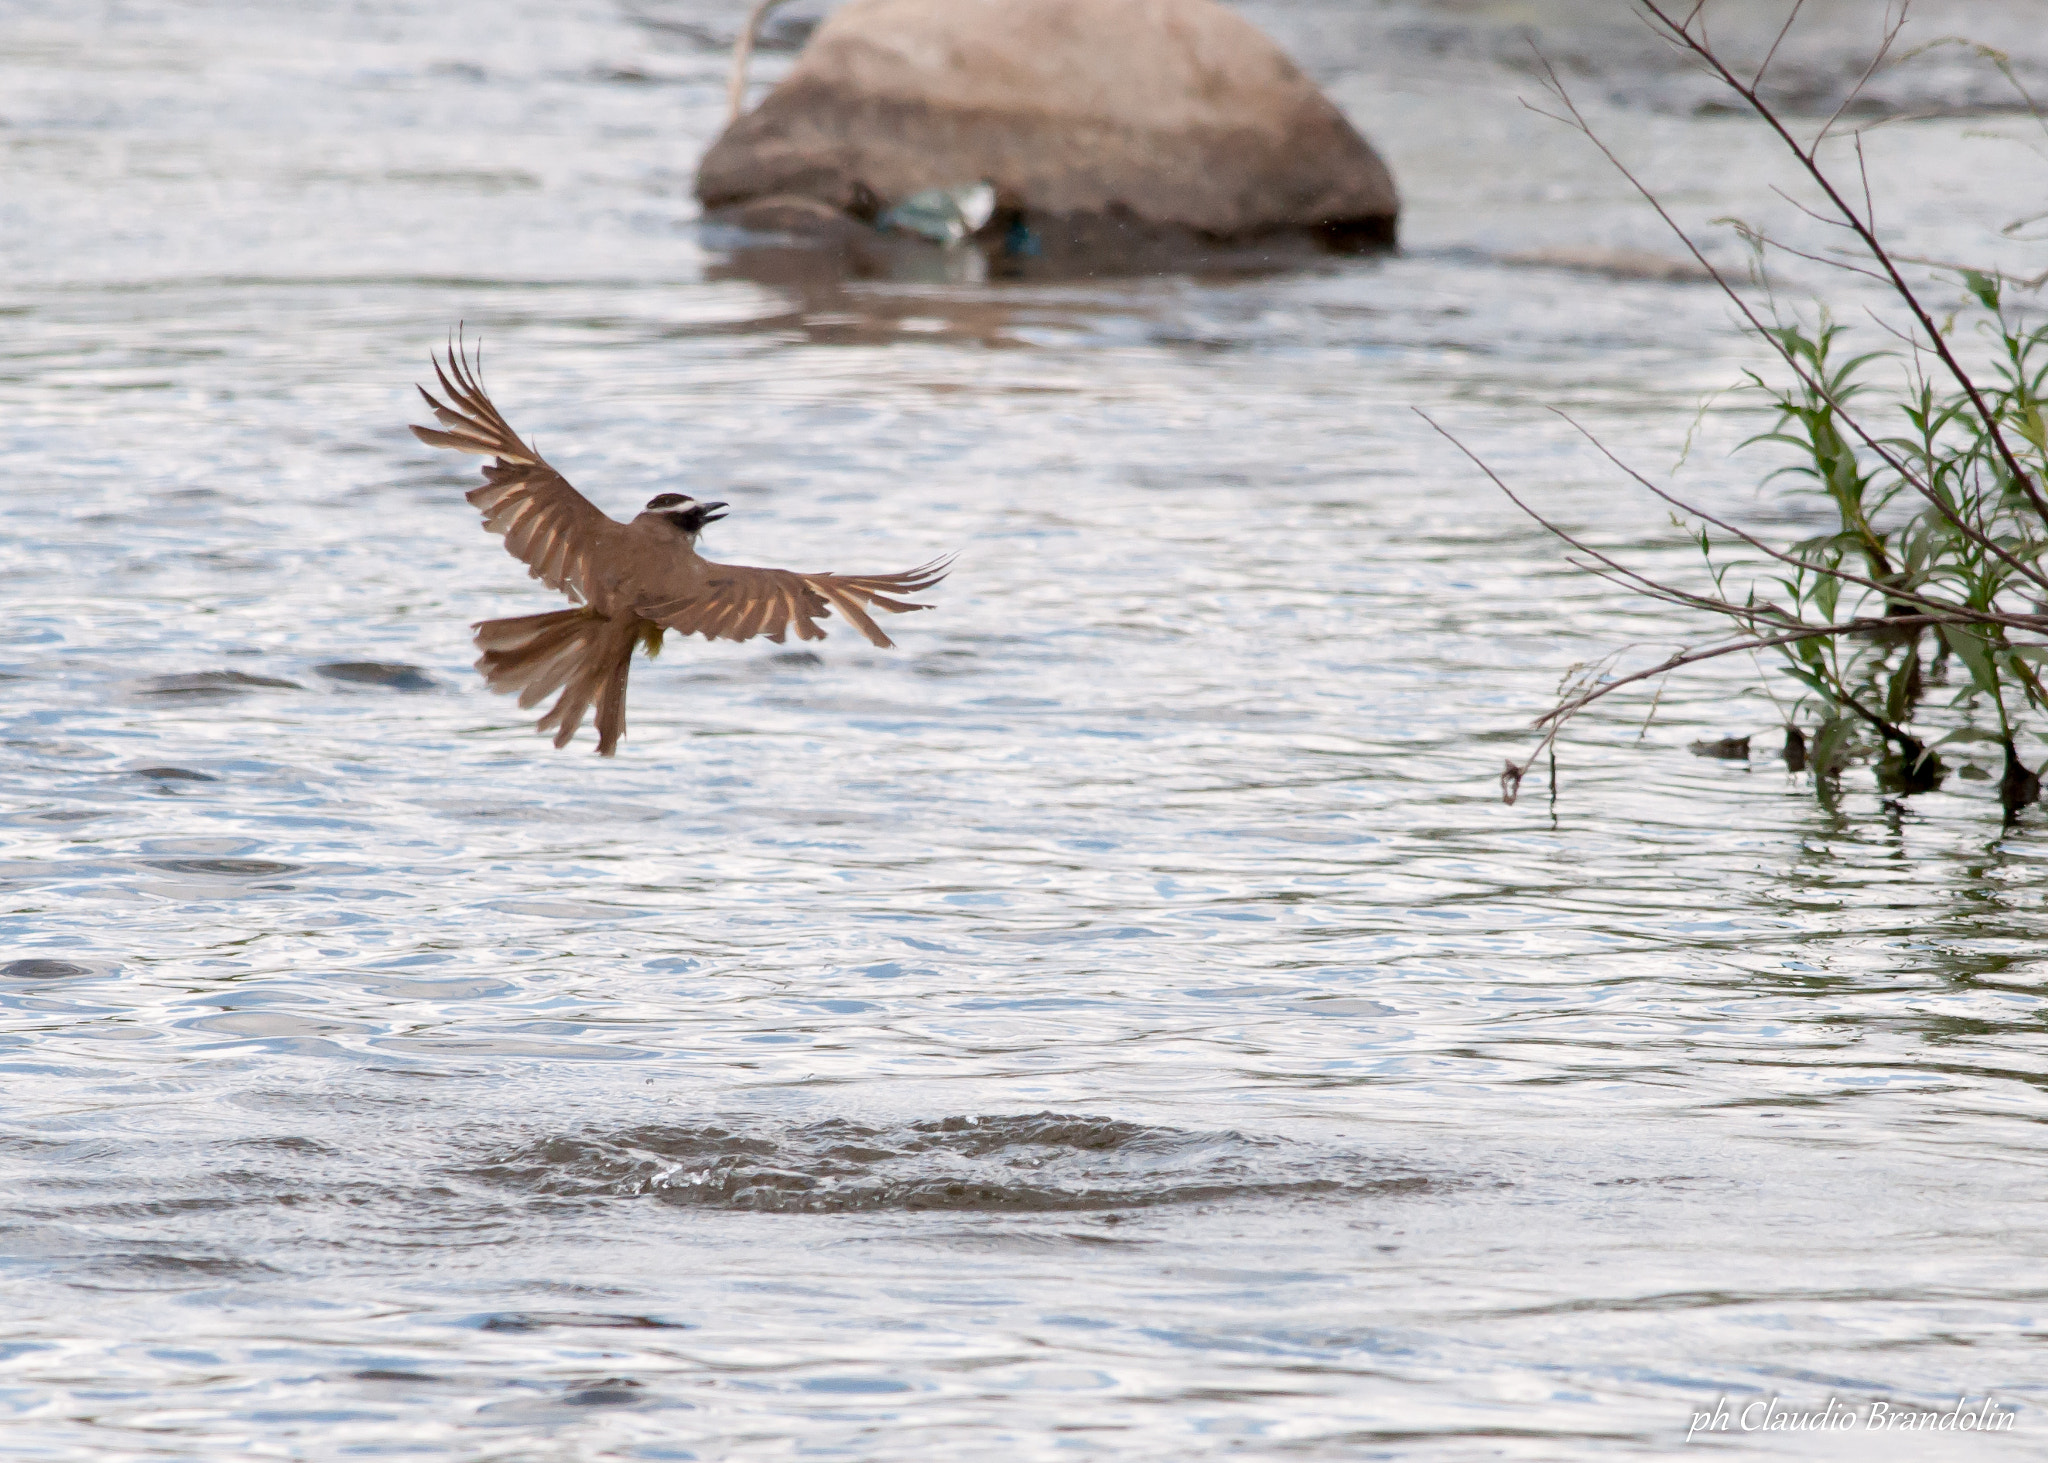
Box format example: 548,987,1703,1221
700,502,728,524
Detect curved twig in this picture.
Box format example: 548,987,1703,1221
1639,0,2048,531
1527,46,2048,597
1538,613,1947,730
728,0,797,123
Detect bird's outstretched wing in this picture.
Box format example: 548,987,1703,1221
410,344,618,604
641,560,950,649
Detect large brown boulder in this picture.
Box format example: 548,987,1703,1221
696,0,1398,251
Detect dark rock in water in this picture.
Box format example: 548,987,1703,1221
714,192,869,241
704,192,900,274
132,766,220,781
770,650,826,668
1782,725,1808,773
2,958,92,979
353,1369,445,1384
478,1313,685,1333
2000,738,2041,820
561,1381,644,1408
1877,741,1944,795
1501,246,1716,284
140,670,302,697
1689,736,1751,760
145,857,301,877
697,0,1398,270
316,661,437,690
468,1110,1431,1214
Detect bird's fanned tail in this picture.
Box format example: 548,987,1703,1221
472,607,639,756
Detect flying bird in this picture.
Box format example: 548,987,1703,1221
410,345,948,755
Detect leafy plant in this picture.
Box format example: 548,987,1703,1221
1434,1,2048,820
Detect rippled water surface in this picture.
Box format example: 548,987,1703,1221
5,2,2048,1458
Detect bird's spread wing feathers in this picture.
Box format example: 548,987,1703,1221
410,345,617,603
641,559,950,649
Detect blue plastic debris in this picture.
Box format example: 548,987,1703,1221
877,181,997,246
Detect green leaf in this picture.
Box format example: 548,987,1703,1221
1809,715,1857,777
1885,651,1920,724
1938,622,2003,699
1781,664,1837,703
2018,401,2047,452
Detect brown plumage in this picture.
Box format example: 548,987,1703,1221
411,344,948,755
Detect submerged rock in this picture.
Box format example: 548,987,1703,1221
139,669,302,697
1502,245,1716,284
1688,735,1751,760
316,661,437,690
2,959,93,979
697,0,1399,270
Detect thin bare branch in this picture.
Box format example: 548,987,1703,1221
1860,306,1926,351
1423,410,2048,670
1767,185,1858,233
1477,5,2048,805
1550,410,2034,628
1537,613,1949,729
1811,1,1907,150
1560,555,1797,625
1892,36,2048,141
1752,0,1806,90
1537,27,2048,593
1637,0,2048,533
1858,248,2048,291
1414,411,1747,611
1855,132,1877,239
1746,230,1894,284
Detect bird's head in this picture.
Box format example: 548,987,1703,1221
643,492,728,537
